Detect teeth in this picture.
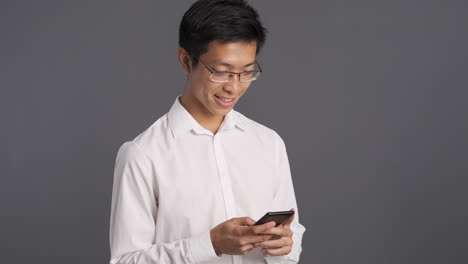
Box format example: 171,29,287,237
216,95,233,102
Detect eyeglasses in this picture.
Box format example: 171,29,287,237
197,59,262,83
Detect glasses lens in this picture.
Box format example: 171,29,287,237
210,71,261,83
211,72,231,82
240,71,261,82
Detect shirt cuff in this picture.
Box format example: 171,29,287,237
264,254,290,264
188,230,222,263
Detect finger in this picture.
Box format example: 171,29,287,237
262,246,291,256
257,226,287,237
247,221,276,235
271,234,282,240
282,208,295,227
244,234,275,245
254,237,287,249
239,243,254,255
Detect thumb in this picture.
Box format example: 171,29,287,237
283,208,296,227
235,217,256,226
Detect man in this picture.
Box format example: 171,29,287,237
109,0,306,263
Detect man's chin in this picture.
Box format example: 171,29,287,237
212,109,230,118
209,102,234,116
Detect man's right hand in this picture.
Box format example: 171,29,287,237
210,217,276,256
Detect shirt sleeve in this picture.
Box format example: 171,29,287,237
109,141,222,264
264,134,307,264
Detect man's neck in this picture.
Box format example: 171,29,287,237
179,95,225,135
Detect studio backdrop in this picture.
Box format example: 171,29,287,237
2,0,467,263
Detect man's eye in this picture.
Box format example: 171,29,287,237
216,72,232,76
213,71,228,77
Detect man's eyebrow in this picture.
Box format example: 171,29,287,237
212,61,257,68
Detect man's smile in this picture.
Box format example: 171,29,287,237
214,94,237,107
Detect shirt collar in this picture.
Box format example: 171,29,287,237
167,96,248,139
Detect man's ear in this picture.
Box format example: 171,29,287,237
176,47,192,75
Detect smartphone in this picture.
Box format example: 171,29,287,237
254,210,294,226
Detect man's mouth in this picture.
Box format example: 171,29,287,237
214,94,234,102
214,94,236,107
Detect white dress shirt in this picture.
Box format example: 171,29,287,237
109,96,306,264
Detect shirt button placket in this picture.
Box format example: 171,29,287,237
213,134,242,264
213,135,234,219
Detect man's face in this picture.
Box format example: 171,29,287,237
184,40,258,118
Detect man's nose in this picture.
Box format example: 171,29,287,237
223,74,242,93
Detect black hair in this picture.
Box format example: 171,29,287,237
179,0,267,66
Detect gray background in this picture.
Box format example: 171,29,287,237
2,0,467,263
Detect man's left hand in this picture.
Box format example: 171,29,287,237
253,208,295,256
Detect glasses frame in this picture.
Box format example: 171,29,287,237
197,58,263,83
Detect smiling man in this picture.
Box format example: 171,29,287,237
109,0,306,263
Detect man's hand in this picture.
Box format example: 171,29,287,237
210,217,276,256
253,208,295,256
